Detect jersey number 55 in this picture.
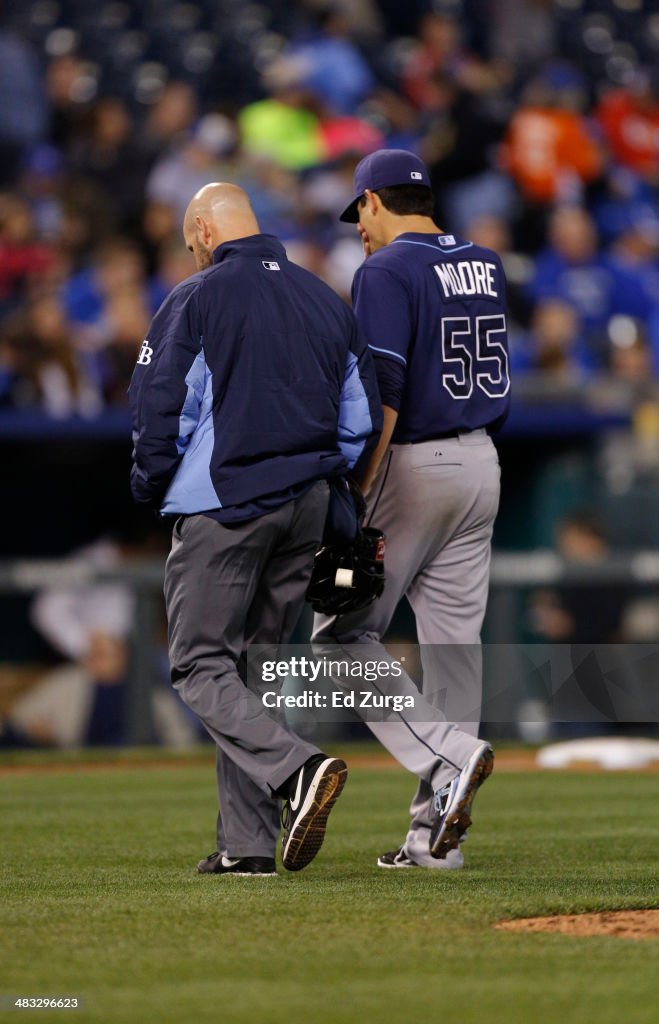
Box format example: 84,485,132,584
441,314,510,400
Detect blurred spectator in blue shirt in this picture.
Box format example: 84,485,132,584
283,4,376,115
0,293,101,416
17,145,65,243
63,236,149,329
146,114,240,222
0,31,47,186
510,298,589,381
592,168,659,247
529,206,653,365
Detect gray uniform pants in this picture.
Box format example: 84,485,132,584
313,432,500,865
165,481,329,858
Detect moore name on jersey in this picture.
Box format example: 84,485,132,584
434,260,499,300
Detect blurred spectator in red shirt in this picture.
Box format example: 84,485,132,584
0,195,54,314
503,72,602,207
597,70,659,183
402,12,497,111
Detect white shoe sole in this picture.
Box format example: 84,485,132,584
377,847,465,870
224,872,278,877
281,757,347,871
376,857,416,869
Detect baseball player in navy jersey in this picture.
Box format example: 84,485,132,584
313,150,510,869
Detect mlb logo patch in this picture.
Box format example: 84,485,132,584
262,261,280,271
410,171,423,180
438,235,456,246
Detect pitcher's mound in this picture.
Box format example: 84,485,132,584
496,909,659,940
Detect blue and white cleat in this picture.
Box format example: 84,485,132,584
429,743,494,859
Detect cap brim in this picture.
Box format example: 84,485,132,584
339,197,361,223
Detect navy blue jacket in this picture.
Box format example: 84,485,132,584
128,234,382,521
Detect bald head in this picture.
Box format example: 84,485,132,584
183,183,260,271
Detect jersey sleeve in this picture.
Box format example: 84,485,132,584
352,264,414,368
128,279,204,508
372,354,406,411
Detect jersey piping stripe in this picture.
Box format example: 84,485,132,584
368,344,407,366
370,675,461,774
391,239,474,254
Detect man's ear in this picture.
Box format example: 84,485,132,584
364,189,380,216
195,214,212,245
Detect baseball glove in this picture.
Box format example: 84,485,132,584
305,526,385,616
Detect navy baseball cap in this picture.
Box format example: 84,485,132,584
339,149,432,223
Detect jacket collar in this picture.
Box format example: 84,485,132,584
212,234,287,265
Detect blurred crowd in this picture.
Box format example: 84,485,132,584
1,0,659,417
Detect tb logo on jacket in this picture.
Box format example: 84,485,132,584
137,340,153,365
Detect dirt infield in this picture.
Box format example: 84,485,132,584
0,748,557,777
0,747,658,777
496,909,659,940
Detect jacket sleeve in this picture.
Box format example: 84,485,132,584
337,313,383,472
128,279,204,507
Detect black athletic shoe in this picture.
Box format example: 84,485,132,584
280,754,348,871
377,843,465,870
196,851,277,876
377,846,418,869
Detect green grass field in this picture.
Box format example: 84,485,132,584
1,748,657,1024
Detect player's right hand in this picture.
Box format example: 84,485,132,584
358,224,372,259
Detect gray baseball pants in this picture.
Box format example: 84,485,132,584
165,481,329,858
313,432,500,865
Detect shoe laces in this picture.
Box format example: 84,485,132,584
433,783,451,814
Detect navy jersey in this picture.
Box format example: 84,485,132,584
352,232,511,442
